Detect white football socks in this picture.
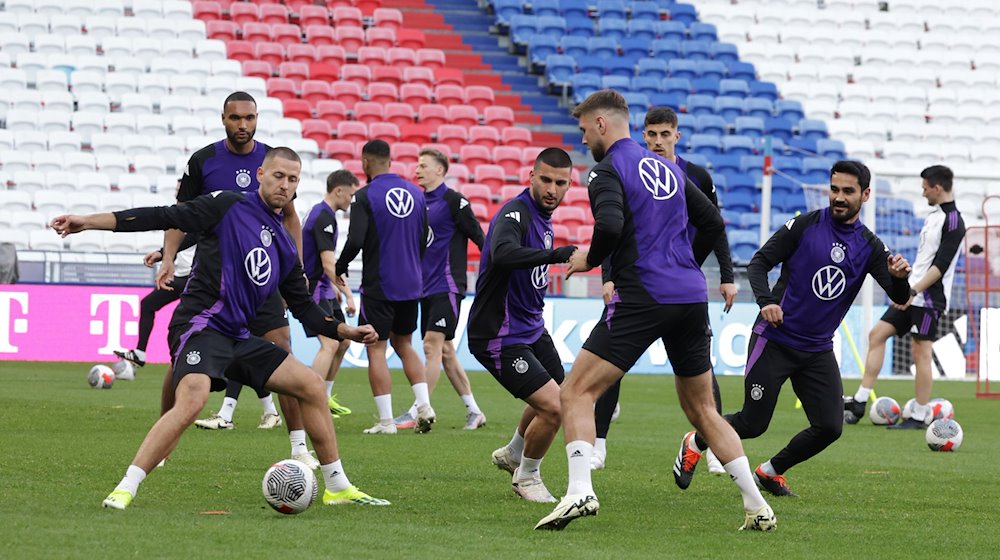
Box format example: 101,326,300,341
115,465,147,496
854,386,872,403
321,460,351,493
724,456,767,511
374,394,393,422
594,437,607,458
507,429,525,461
289,430,308,456
325,380,334,398
519,456,542,479
260,394,278,416
911,402,930,422
218,397,237,422
411,382,430,408
565,440,595,496
461,394,482,415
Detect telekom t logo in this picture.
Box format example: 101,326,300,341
90,294,140,355
0,292,29,353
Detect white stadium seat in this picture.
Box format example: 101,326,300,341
32,151,65,173
41,90,74,112
1,150,33,172
95,152,129,175
103,114,136,135
45,171,77,192
0,229,30,251
14,130,48,152
136,114,171,137
137,74,171,99
0,191,33,212
196,40,227,61
122,134,155,157
100,192,134,212
34,191,69,214
78,171,112,193
13,171,47,193
29,230,65,252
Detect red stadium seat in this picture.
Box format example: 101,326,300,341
553,224,571,247
242,60,273,80
283,99,312,120
397,29,426,50
372,65,402,86
306,25,337,47
331,81,363,107
301,119,332,146
387,47,417,68
366,27,396,48
367,82,398,104
434,85,465,106
501,127,532,148
324,139,356,161
401,124,434,144
448,105,479,128
343,159,365,184
332,7,363,28
370,122,401,142
230,3,260,25
401,68,431,89
192,1,223,21
471,202,489,221
422,142,452,159
394,142,420,163
417,49,447,69
469,125,501,148
418,104,449,128
465,86,495,112
462,183,492,206
448,163,471,182
353,101,385,125
373,8,403,30
563,187,590,210
207,20,239,41
460,145,492,168
298,6,330,27
492,146,522,176
553,206,588,227
356,0,384,16
278,62,309,86
384,102,415,126
483,106,515,128
500,185,524,200
309,62,340,82
316,100,348,125
434,68,465,87
337,121,368,143
340,64,371,87
259,4,290,24
333,26,364,53
400,83,433,108
520,146,544,167
575,225,593,244
301,80,332,106
357,46,388,67
242,22,271,43
389,161,407,176
286,44,317,63
518,166,534,184
226,40,255,62
287,0,317,7
272,24,302,47
266,78,297,102
254,42,284,67
315,46,346,65
474,164,506,189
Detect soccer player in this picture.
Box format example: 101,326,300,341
52,148,389,510
672,160,913,499
536,90,774,532
845,165,965,429
302,170,360,417
391,148,488,431
334,140,435,434
469,147,578,503
590,106,736,472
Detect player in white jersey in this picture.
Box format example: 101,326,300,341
845,165,966,428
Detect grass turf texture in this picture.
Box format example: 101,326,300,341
2,362,997,559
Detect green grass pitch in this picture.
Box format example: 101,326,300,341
2,362,997,559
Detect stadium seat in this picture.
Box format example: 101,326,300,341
474,165,506,189
437,125,469,153
493,146,522,176
469,126,501,148
385,103,416,126
418,104,449,128
354,102,385,125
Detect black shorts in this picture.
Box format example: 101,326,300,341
471,332,564,400
167,327,288,393
359,294,418,340
420,292,460,340
303,298,346,338
248,291,289,337
881,305,940,341
582,299,712,376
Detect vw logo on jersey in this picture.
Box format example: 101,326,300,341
811,265,846,301
244,247,272,286
637,157,679,201
543,231,553,249
235,168,252,189
531,264,549,290
386,187,414,218
426,226,435,247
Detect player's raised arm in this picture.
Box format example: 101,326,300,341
492,202,575,268
747,211,814,308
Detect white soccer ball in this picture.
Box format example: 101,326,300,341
926,418,963,452
926,398,955,424
112,358,135,380
88,364,115,389
901,398,917,420
868,396,901,425
262,459,317,514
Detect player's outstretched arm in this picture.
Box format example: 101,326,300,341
868,249,912,305
491,202,567,268
50,213,117,236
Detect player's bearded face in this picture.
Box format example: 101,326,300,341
579,117,606,161
530,162,572,212
259,157,300,210
223,100,257,148
829,172,867,222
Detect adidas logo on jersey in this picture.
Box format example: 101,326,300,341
505,211,521,222
323,225,334,234
460,199,469,209
435,318,447,327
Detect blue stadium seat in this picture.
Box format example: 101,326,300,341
637,58,668,80
668,2,698,25
623,92,650,113
650,92,687,109
724,172,757,194
771,175,798,196
740,155,764,175
588,37,618,59
528,35,559,69
721,208,741,225
544,54,576,86
686,94,715,116
696,114,727,135
677,113,696,136
630,111,647,131
734,116,765,138
683,40,713,61
682,153,710,168
722,135,755,155
689,22,718,41
621,37,651,59
726,61,757,82
713,173,727,192
669,59,698,79
816,138,846,159
560,0,589,19
565,15,594,37
715,96,744,121
631,76,661,95
533,0,561,17
510,15,538,47
773,156,803,175
560,36,589,59
801,157,833,182
710,42,739,62
689,133,722,155
775,99,805,121
631,129,646,143
711,154,742,174
597,0,627,20
690,76,720,96
578,57,605,76
749,81,778,101
571,73,601,103
599,18,627,41
627,20,657,41
724,192,757,213
763,136,787,155
799,118,829,140
737,212,761,231
651,39,682,59
631,1,660,21
494,0,524,27
605,57,636,77
778,190,807,213
719,78,750,98
788,137,817,153
744,98,773,119
662,77,691,96
697,60,727,79
657,21,688,41
770,212,796,230
537,16,567,37
602,75,631,91
764,117,794,141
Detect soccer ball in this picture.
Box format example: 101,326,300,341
901,398,917,420
262,459,317,514
926,418,963,452
88,364,115,389
927,398,955,424
112,358,135,381
868,396,901,425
